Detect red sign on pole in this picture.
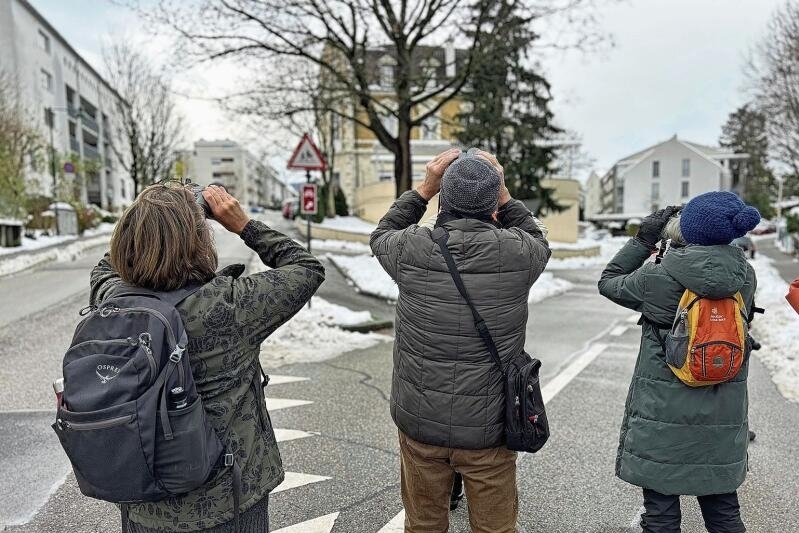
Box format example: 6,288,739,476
301,184,318,215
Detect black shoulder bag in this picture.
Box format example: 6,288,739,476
431,227,550,453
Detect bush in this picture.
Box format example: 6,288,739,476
101,214,119,224
334,186,349,216
71,203,100,234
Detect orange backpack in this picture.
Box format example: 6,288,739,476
656,290,749,387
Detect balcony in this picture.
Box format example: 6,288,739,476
81,114,99,134
83,144,101,160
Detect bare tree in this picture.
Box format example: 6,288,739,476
0,68,43,219
103,40,184,196
749,1,799,179
130,0,610,198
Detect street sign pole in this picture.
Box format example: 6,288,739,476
306,170,312,255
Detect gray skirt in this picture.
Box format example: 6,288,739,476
126,495,269,533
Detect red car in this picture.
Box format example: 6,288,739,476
282,199,298,220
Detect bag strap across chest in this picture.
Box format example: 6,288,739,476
431,227,504,371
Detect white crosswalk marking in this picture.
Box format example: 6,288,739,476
610,325,629,336
273,512,339,533
266,397,313,411
273,471,331,494
269,375,311,385
377,509,405,533
274,428,317,443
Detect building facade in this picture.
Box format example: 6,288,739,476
176,140,289,208
0,0,133,211
321,44,466,217
587,135,749,218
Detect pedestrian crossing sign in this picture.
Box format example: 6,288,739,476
287,133,328,171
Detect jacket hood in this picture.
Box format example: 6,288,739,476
660,244,748,298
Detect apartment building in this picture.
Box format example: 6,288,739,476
0,0,133,210
176,140,289,208
587,135,749,218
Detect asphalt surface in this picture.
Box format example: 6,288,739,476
1,226,798,532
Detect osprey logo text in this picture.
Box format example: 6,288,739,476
96,364,121,384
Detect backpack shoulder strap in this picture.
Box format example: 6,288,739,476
108,282,203,307
431,227,504,372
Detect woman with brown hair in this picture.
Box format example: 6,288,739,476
89,183,325,532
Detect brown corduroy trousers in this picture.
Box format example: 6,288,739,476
398,431,518,533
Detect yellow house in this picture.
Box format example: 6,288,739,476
320,44,580,243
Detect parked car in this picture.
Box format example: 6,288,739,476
750,220,776,235
282,199,298,220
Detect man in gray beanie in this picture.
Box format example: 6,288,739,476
371,148,551,533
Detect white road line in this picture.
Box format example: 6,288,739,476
266,398,313,411
610,325,629,337
273,512,339,533
541,342,609,404
274,428,318,443
269,375,311,385
273,472,331,494
376,509,405,533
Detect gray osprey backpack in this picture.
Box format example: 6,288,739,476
52,284,242,531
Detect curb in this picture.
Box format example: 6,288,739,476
0,232,112,278
325,254,398,303
341,319,394,333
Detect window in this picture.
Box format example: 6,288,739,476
38,30,50,53
651,182,660,199
420,113,440,140
40,69,53,92
652,160,660,178
43,107,53,127
211,158,221,165
221,157,234,163
681,158,690,177
380,64,394,87
681,181,690,198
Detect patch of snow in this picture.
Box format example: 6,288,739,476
82,223,116,237
529,272,574,303
547,236,629,270
317,216,376,235
327,254,399,301
749,255,799,403
309,239,372,254
259,296,388,368
329,253,574,304
0,233,112,277
0,233,74,257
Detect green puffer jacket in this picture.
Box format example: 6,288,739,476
89,220,325,531
598,239,756,496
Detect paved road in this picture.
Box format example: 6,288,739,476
2,231,798,532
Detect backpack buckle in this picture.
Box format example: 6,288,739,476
224,453,234,467
169,345,185,363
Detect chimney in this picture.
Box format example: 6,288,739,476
445,41,456,78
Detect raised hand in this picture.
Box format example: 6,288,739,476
202,185,251,234
417,148,461,201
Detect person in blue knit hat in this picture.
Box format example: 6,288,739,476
599,193,760,533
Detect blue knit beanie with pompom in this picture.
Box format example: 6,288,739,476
679,191,761,246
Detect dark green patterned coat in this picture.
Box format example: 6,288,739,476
89,220,325,531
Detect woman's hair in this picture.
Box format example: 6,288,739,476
662,213,686,246
110,184,218,291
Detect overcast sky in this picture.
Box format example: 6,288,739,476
30,0,784,181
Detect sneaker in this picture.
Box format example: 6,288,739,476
450,486,465,511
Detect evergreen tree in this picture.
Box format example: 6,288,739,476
457,1,563,215
719,104,776,218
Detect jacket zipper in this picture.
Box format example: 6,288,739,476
58,414,133,431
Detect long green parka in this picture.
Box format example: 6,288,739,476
598,238,756,496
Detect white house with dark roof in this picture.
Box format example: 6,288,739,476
588,135,749,218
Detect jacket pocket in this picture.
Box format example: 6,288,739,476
251,372,270,434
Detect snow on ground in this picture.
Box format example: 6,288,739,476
317,216,376,235
327,253,399,300
749,255,799,403
328,253,575,304
0,227,115,277
248,253,389,367
546,236,629,270
0,233,74,257
303,239,372,254
529,272,574,303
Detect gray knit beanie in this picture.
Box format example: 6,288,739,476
440,148,501,216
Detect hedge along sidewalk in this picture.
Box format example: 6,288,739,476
0,225,115,278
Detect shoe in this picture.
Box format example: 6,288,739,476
749,430,756,442
449,486,465,511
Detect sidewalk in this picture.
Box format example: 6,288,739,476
0,227,114,278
